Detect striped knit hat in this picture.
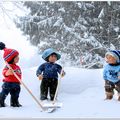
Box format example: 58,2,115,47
105,50,120,63
0,42,19,62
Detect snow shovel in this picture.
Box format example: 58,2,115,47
5,61,54,113
43,67,64,109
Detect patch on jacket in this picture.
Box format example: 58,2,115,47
109,70,118,79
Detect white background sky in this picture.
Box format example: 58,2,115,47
0,2,42,68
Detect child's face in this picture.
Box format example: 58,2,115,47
105,55,117,64
48,54,57,63
14,55,19,63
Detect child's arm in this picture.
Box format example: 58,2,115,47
2,66,13,77
36,64,44,80
103,67,107,81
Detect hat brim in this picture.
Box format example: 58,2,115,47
42,51,61,61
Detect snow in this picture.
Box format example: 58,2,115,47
77,3,82,9
0,67,120,118
53,17,63,27
38,16,54,28
98,8,104,18
58,8,65,13
114,27,119,32
107,1,111,6
81,36,102,48
0,2,38,69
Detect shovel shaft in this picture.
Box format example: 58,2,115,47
53,67,64,104
5,61,46,111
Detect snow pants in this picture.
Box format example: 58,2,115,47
105,80,120,94
0,82,21,106
40,78,58,101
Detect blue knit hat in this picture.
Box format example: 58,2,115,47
42,48,61,61
105,50,120,63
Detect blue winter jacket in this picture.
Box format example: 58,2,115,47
36,62,62,79
103,64,120,83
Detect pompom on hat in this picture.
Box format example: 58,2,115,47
105,50,120,63
0,42,19,62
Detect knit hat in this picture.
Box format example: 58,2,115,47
105,50,120,63
42,48,61,61
0,42,19,62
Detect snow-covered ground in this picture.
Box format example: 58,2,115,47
0,67,120,118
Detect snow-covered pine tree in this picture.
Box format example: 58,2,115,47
15,1,120,68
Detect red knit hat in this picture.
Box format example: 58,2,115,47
0,42,19,62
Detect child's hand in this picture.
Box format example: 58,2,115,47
61,71,66,77
5,68,13,76
38,75,43,80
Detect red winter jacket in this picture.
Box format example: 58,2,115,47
2,64,22,83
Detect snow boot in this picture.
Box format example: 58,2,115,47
40,96,48,101
10,98,22,107
118,96,120,101
50,97,54,101
118,94,120,101
0,97,5,107
105,92,113,100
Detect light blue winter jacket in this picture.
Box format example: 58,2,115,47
103,64,120,83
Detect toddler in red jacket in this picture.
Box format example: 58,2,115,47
0,42,22,107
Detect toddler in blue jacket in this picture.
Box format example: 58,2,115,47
36,48,65,101
103,50,120,100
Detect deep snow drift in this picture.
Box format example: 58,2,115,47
0,67,120,118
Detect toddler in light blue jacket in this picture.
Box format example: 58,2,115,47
103,50,120,101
